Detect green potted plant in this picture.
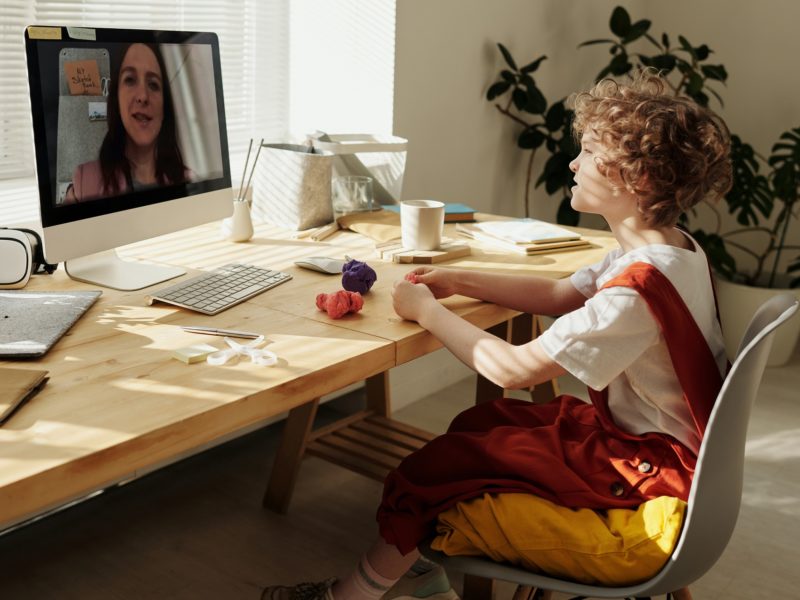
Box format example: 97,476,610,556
486,5,800,364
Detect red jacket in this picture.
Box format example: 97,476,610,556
377,262,724,555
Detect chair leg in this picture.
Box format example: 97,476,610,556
462,573,494,600
671,588,693,600
511,585,532,600
531,589,553,600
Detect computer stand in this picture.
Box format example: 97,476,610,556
65,249,185,291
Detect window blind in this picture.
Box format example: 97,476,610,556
0,0,395,226
0,0,288,223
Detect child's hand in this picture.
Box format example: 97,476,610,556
392,278,436,323
405,267,458,299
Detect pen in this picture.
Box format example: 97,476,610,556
180,325,261,339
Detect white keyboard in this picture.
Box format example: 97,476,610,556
146,263,292,315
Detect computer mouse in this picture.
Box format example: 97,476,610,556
294,257,346,275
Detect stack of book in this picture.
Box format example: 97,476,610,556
382,202,476,223
457,219,591,255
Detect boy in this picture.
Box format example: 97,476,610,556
263,71,732,600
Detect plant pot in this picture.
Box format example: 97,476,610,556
714,276,800,366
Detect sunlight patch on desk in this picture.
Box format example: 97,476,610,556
448,257,558,271
98,304,180,324
113,379,241,401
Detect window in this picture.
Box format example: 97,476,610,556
0,0,396,226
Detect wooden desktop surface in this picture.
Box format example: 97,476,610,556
0,215,616,529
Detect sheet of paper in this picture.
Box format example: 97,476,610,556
473,219,581,244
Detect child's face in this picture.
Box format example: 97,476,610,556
569,131,623,217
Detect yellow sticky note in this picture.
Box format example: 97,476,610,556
28,26,62,40
172,344,218,364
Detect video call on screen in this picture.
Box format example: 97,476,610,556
38,40,224,207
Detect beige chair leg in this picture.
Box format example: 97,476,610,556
462,573,494,600
672,588,693,600
511,585,533,600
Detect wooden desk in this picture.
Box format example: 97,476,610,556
0,217,616,527
241,220,616,508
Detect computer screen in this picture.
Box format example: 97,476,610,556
25,26,233,290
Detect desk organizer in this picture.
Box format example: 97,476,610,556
309,132,408,205
252,143,334,230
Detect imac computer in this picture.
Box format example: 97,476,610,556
24,25,233,290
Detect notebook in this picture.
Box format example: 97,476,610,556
0,367,49,425
0,290,102,358
456,223,591,255
470,219,582,244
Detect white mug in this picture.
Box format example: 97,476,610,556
400,200,445,251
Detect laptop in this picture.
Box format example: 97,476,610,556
0,290,101,358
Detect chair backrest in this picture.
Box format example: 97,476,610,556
646,293,799,591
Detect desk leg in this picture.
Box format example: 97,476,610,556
475,321,508,405
263,398,320,513
365,371,391,418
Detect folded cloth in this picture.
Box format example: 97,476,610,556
432,492,686,586
337,209,400,243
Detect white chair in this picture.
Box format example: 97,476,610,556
421,294,799,600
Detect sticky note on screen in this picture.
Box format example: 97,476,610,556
65,59,101,95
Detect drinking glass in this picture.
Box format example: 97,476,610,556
332,176,374,215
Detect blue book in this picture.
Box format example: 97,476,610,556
382,202,476,222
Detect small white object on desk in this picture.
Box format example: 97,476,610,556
172,343,219,364
294,257,346,274
221,200,254,242
207,335,278,366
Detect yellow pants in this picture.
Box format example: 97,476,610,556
432,493,686,586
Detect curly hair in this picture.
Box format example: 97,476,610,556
570,70,732,228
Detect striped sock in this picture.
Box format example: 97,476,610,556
331,556,398,600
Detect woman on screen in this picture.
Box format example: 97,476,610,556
64,42,190,204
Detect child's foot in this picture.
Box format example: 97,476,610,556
261,577,337,600
382,565,459,600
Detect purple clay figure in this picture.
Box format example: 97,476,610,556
341,258,377,294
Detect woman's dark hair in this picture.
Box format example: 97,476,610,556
99,43,187,195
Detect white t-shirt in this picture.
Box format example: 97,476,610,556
537,234,727,453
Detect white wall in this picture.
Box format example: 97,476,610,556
394,0,624,221
393,0,800,252
390,0,800,402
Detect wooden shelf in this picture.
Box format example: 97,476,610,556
306,413,436,482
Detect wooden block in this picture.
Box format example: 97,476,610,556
376,240,471,263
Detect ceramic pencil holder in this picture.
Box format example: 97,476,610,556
221,200,254,242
